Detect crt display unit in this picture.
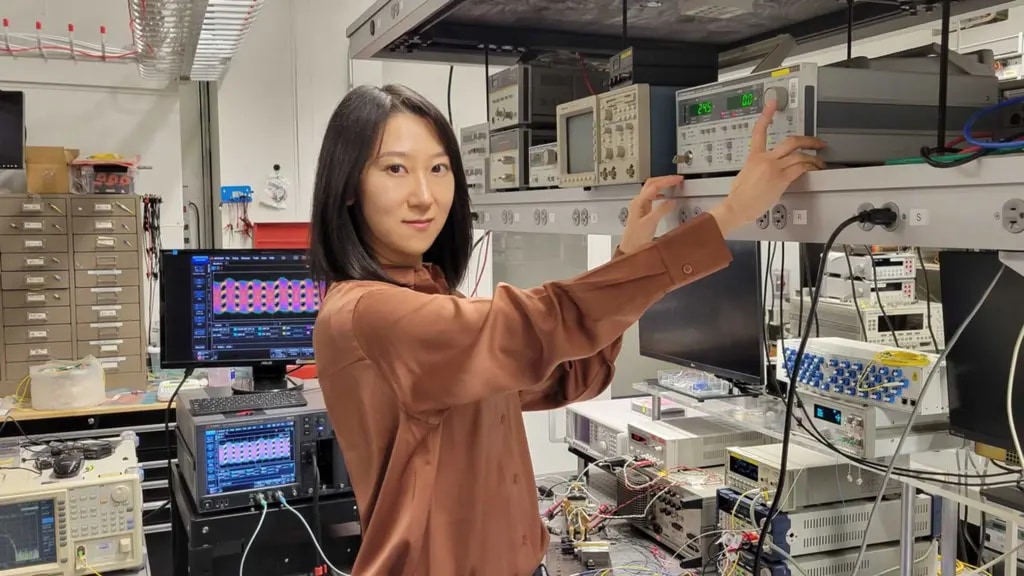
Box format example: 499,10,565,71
638,240,763,386
938,251,1024,453
160,249,318,390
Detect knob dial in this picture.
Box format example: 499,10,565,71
541,149,557,164
763,87,789,111
597,440,608,452
111,485,130,503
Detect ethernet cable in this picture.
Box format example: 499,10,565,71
276,492,351,576
239,495,269,576
848,265,1007,576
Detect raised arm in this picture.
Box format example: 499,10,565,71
351,213,731,417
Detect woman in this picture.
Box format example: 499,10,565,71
309,84,825,575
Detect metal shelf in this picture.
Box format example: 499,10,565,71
347,0,1016,66
471,154,1024,250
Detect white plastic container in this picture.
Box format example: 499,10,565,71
30,356,106,411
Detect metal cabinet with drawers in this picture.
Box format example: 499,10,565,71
0,194,147,390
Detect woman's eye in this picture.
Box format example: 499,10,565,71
432,163,450,174
386,164,406,174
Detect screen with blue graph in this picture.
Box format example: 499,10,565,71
0,498,58,570
160,249,317,368
203,420,298,495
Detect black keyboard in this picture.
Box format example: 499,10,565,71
189,391,308,416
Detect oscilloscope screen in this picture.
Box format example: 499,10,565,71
0,498,58,570
160,249,318,368
203,420,298,495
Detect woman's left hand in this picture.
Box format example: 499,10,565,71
618,174,683,255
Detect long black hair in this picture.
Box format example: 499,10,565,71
308,84,473,291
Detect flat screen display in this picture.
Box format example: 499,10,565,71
203,420,297,495
160,249,317,368
566,112,594,174
638,240,763,385
0,91,25,170
0,498,58,570
939,251,1024,451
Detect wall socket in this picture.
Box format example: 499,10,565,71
1002,198,1024,234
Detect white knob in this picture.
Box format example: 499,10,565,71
764,87,789,111
111,485,130,503
597,440,608,452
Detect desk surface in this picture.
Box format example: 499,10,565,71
4,394,168,421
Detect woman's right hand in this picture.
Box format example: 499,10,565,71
708,99,827,235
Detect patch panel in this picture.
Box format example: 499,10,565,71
776,337,948,415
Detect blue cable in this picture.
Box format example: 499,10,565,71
962,94,1024,150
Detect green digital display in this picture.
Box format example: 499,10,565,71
687,101,714,117
727,91,756,110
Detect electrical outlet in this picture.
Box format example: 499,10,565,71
771,204,788,230
880,202,900,232
756,211,770,230
1002,198,1024,234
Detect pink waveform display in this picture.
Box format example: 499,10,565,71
218,437,291,465
212,278,320,314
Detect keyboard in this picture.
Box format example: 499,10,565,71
188,391,308,416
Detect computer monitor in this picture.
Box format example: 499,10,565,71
0,90,25,170
638,240,764,387
160,249,318,392
938,250,1024,453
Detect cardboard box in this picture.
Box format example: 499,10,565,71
25,146,79,194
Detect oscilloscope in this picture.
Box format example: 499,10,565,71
159,249,318,391
0,432,144,576
176,387,352,513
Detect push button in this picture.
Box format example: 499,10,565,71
682,264,694,275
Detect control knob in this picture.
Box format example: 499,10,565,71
540,149,557,164
597,440,608,453
111,485,131,504
763,87,789,111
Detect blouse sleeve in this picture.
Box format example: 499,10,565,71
349,213,732,417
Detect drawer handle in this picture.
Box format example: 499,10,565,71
116,202,135,215
47,202,63,215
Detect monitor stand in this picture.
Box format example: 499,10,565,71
231,364,302,394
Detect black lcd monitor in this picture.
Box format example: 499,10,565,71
0,90,25,170
638,240,763,386
160,249,318,391
938,250,1024,453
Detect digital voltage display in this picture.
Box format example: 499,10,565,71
687,101,714,117
727,92,756,110
814,404,843,425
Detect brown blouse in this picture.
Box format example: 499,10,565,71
313,213,732,575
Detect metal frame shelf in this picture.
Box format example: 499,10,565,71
471,155,1024,250
347,0,1018,66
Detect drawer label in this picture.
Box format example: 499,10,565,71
26,293,46,303
24,240,43,249
100,356,127,369
88,270,122,276
21,202,41,212
90,322,124,328
28,330,48,339
98,309,118,318
91,287,123,293
27,312,47,321
95,220,114,230
24,257,45,267
29,348,50,357
89,339,125,346
23,221,42,230
96,237,116,247
25,276,44,285
92,305,122,311
94,203,113,212
100,344,120,353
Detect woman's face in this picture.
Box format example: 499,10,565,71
358,112,454,267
